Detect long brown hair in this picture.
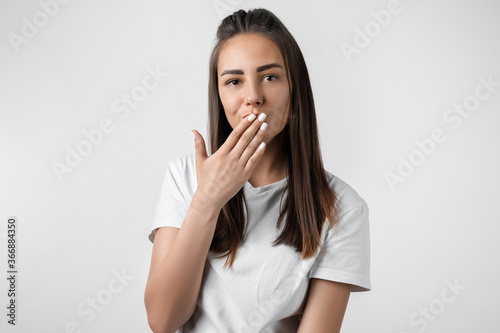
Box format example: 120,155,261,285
207,8,340,269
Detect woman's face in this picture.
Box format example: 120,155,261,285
217,33,290,144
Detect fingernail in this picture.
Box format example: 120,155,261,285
191,131,196,139
260,123,268,131
258,113,267,122
248,114,256,122
258,142,266,150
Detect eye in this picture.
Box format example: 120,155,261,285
263,75,278,82
225,79,240,86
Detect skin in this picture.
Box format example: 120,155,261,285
217,33,352,332
217,32,291,187
298,279,351,332
187,33,351,332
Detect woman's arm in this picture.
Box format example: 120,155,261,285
144,192,221,333
145,113,267,332
297,278,352,333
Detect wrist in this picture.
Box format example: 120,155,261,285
190,190,222,219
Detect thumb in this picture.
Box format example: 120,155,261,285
191,130,208,161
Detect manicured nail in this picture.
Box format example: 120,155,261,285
191,131,195,139
248,114,256,121
260,123,268,131
258,142,266,150
258,113,267,122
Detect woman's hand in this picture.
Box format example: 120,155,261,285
191,113,268,212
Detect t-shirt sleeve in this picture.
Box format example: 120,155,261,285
148,160,190,244
309,203,371,292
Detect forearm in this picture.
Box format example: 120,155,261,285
145,193,221,333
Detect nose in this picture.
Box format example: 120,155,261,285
244,80,263,107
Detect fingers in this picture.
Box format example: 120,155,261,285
218,114,260,155
244,141,266,174
191,129,208,161
231,113,268,159
239,119,268,168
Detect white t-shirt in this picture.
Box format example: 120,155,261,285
148,152,371,332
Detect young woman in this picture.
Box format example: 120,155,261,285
145,8,371,333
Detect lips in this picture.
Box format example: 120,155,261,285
242,113,261,119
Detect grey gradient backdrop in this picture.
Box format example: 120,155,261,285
1,0,499,332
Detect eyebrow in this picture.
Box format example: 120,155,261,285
220,63,284,76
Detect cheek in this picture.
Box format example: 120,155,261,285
268,83,289,104
281,90,290,105
219,91,240,129
273,88,290,115
219,90,239,114
271,89,290,129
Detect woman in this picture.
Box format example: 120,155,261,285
145,8,371,333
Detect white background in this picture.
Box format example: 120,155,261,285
1,0,499,332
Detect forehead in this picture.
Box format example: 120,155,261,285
218,33,285,71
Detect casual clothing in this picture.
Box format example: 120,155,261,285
148,152,371,332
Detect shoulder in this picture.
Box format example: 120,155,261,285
167,152,196,175
324,169,368,219
164,152,198,195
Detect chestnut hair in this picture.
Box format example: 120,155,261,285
207,8,340,269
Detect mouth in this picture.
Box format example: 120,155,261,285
242,113,261,119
